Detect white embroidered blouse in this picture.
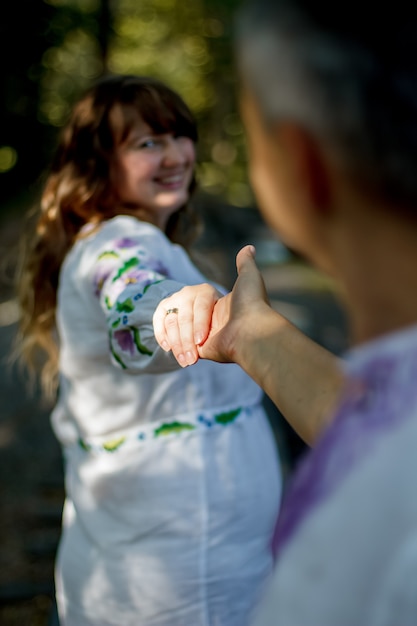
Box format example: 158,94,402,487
51,215,282,626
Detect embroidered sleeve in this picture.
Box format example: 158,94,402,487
91,233,184,373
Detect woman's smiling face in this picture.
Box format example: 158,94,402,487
112,115,196,229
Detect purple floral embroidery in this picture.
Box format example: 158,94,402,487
152,260,170,277
113,328,135,355
272,348,417,558
113,239,170,276
114,238,140,249
93,266,113,297
93,232,177,366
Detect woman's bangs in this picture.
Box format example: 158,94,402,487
107,82,198,146
109,104,141,146
136,88,198,142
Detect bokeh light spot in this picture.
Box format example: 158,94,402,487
211,141,237,166
0,147,18,173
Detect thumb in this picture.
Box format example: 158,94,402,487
236,245,257,275
235,244,270,306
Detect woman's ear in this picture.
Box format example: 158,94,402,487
276,122,332,215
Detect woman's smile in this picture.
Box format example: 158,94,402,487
154,171,189,189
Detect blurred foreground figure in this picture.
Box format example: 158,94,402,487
155,0,417,623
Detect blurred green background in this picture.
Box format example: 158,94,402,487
1,0,255,214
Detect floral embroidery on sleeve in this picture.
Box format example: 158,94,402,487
91,235,174,369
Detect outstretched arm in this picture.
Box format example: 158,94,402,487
154,246,345,444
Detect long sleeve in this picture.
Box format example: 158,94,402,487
77,216,203,374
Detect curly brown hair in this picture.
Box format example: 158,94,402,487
15,74,201,398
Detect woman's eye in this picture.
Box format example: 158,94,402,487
127,137,159,150
140,138,158,149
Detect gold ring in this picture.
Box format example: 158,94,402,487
165,308,179,316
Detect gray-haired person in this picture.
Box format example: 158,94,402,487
154,0,417,624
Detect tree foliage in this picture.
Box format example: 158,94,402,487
1,0,254,210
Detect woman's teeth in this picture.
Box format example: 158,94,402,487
157,175,183,184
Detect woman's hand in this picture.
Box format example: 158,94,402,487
153,282,222,367
153,245,270,367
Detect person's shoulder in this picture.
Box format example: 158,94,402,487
64,215,174,277
76,216,169,254
98,215,164,240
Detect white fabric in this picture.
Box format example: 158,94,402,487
52,216,282,626
252,324,417,626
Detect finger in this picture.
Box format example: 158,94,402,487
196,292,232,363
153,302,171,351
235,244,270,305
236,244,257,275
192,290,219,346
164,307,199,367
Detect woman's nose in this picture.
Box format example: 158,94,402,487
163,138,187,166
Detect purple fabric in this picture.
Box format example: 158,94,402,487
113,329,135,355
272,338,417,558
114,237,138,248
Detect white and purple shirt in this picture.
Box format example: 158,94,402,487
253,324,417,626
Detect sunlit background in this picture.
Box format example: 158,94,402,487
2,0,253,210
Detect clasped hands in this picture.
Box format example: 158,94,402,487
153,245,270,368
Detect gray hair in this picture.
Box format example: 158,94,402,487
236,0,417,210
